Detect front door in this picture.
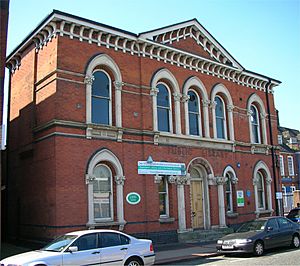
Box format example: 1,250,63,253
191,180,204,228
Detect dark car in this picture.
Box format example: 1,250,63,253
216,216,300,256
287,208,300,224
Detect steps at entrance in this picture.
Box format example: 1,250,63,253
178,227,234,243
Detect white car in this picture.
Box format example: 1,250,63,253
1,229,155,266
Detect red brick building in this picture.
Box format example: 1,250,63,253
6,10,281,242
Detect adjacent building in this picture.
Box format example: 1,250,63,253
5,10,281,243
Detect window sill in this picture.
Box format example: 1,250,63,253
87,220,126,229
159,217,175,224
226,212,239,218
255,209,274,218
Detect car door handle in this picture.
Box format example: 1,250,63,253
120,247,128,251
92,251,100,254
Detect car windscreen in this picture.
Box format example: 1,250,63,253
287,209,300,218
236,220,267,233
42,235,78,252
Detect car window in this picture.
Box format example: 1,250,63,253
278,218,292,229
71,233,98,251
266,218,279,230
42,235,77,252
100,232,128,248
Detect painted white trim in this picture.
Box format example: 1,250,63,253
250,105,261,144
287,156,295,176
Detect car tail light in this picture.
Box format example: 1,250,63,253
150,243,154,252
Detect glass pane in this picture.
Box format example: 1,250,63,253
93,165,111,192
251,106,258,124
252,124,259,143
216,117,225,138
71,234,98,251
159,179,166,192
157,84,169,107
158,108,170,132
226,192,231,211
188,91,199,112
94,197,110,219
92,97,109,124
258,191,264,208
101,233,121,248
215,97,224,118
189,113,199,135
92,71,110,97
159,194,167,215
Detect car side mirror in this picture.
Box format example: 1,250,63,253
68,246,78,253
267,226,273,232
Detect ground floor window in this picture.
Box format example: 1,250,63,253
159,177,169,217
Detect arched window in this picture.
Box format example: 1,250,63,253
188,90,201,136
92,164,113,220
256,171,265,209
157,83,171,132
91,70,111,125
225,172,233,213
215,96,226,139
250,105,261,143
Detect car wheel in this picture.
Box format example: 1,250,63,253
125,257,143,266
291,234,300,248
253,240,264,256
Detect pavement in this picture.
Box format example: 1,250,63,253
1,240,219,264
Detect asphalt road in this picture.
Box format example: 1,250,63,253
171,246,300,265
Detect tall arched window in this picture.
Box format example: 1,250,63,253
157,83,171,132
250,105,261,143
225,172,233,213
188,90,200,136
256,171,266,209
92,164,113,221
91,70,111,125
215,96,226,139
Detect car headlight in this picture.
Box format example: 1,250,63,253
217,240,223,244
235,239,252,244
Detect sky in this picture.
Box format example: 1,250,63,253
4,0,300,131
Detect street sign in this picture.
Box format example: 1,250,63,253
237,190,245,207
138,161,186,175
126,192,141,205
276,192,283,199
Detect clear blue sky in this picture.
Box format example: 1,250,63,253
5,0,300,130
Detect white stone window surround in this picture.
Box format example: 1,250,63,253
223,165,238,214
210,83,235,141
85,54,123,128
287,156,295,176
156,82,173,133
151,68,182,134
250,104,261,144
214,96,227,139
86,149,125,228
182,76,210,138
253,161,273,215
247,93,268,145
91,69,112,125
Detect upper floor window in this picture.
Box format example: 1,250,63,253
188,90,201,136
157,83,172,132
290,137,298,144
250,105,261,144
287,156,295,176
215,96,226,139
91,70,111,125
279,155,285,176
278,135,283,145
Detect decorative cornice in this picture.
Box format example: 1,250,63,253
6,12,280,93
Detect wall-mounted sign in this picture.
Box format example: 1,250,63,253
237,190,245,207
126,192,141,205
138,161,186,176
246,190,251,198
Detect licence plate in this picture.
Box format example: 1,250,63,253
222,244,234,249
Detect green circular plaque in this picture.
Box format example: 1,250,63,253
126,192,141,205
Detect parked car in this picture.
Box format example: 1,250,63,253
0,229,155,266
287,207,300,224
216,216,300,256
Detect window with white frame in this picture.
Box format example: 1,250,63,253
225,172,233,213
290,137,297,144
215,96,226,139
159,177,169,217
250,105,261,144
256,171,266,209
188,90,201,136
157,83,172,132
291,186,296,193
278,135,283,145
91,70,112,125
92,164,113,221
279,155,285,176
282,185,287,208
287,156,295,176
